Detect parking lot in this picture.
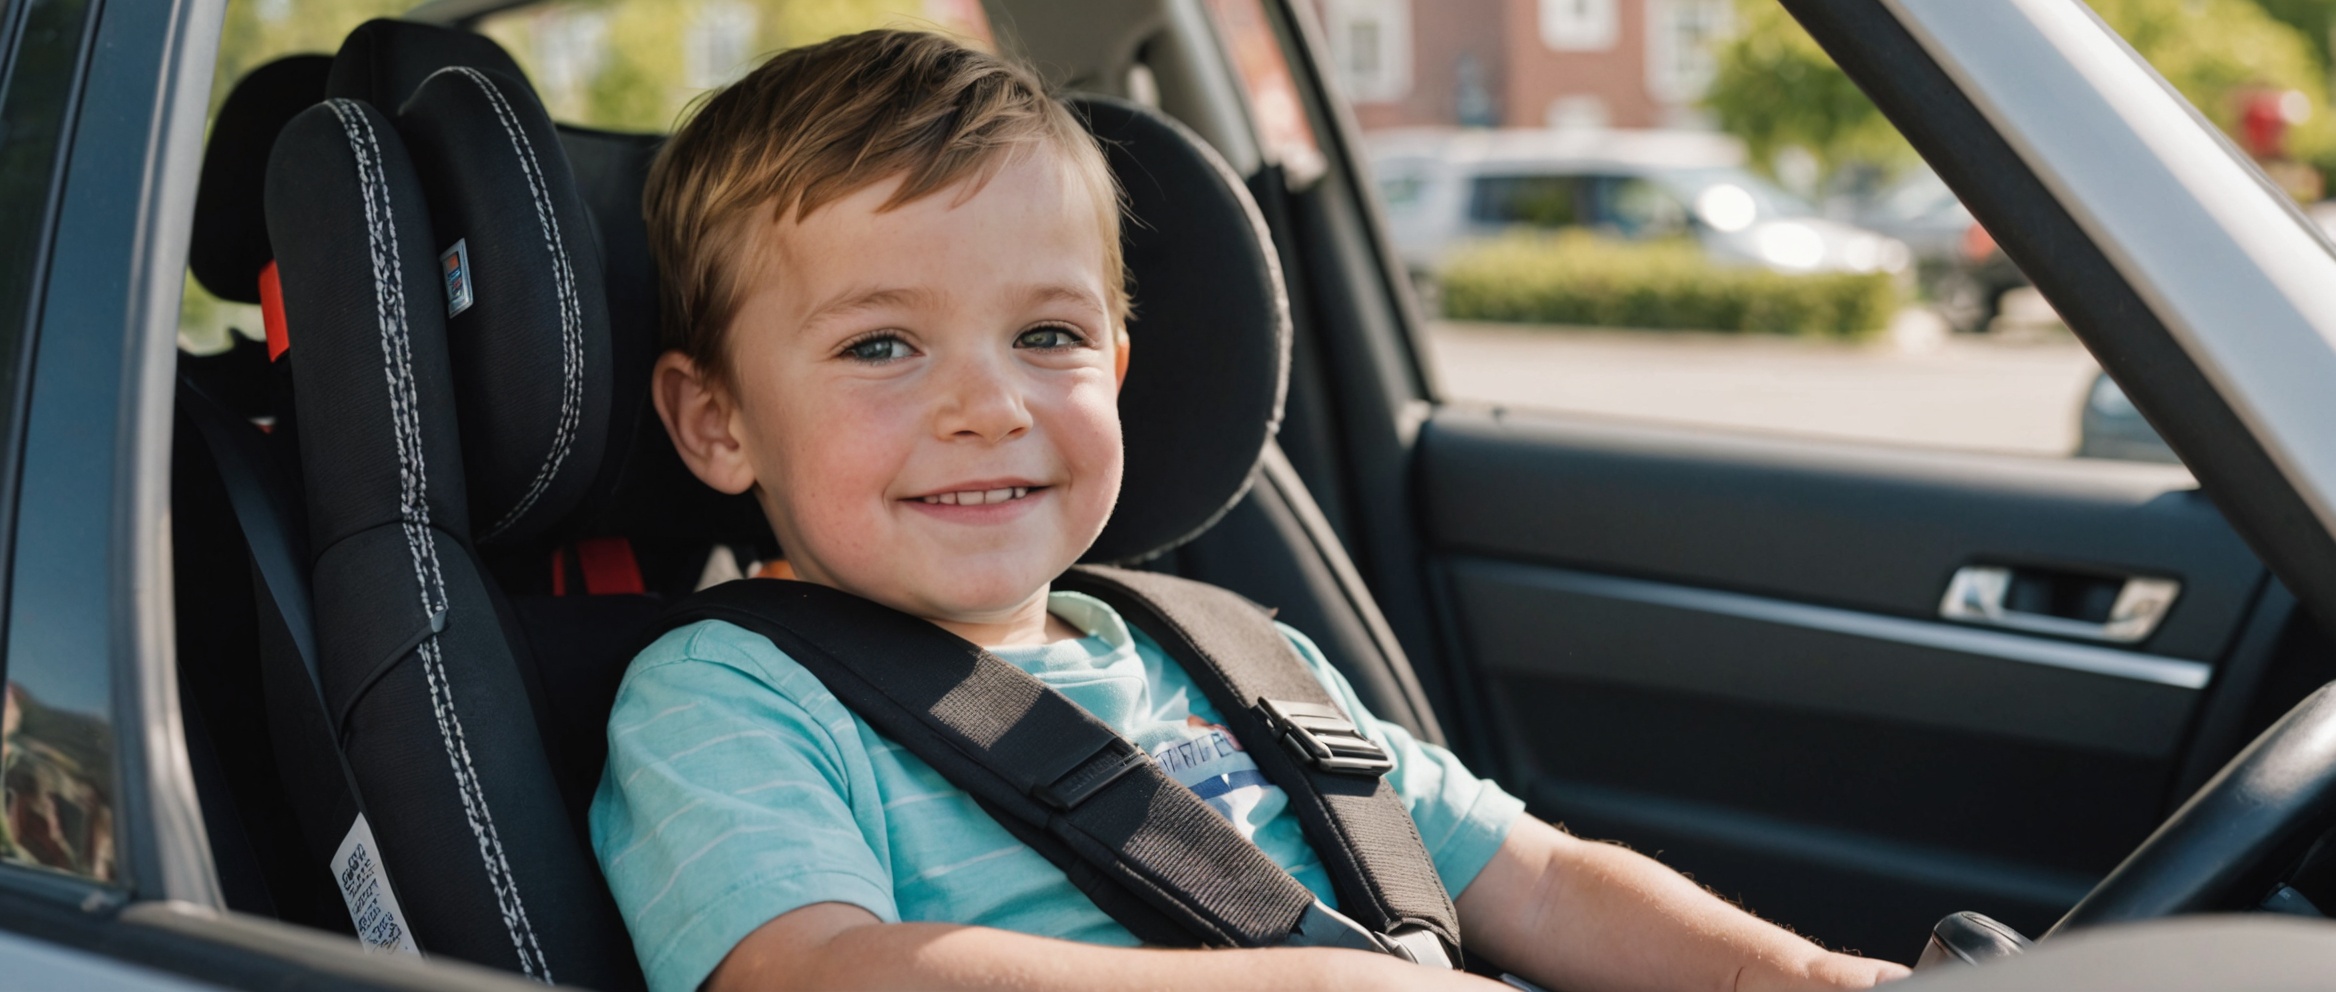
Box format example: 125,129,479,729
1424,297,2106,458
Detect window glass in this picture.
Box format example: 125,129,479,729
477,0,994,133
2,0,114,884
1203,0,1328,185
181,0,416,357
1470,174,1582,227
1343,0,2336,464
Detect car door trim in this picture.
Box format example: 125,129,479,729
1463,558,2210,689
1834,0,2336,632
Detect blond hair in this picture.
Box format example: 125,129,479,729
645,30,1126,381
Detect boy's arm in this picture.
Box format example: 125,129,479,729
1456,816,1911,992
707,902,1507,992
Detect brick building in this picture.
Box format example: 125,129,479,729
1311,0,1734,131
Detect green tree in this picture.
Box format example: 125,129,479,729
1707,0,2336,188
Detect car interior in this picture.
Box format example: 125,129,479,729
142,0,2336,986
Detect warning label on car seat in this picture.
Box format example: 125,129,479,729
333,813,421,955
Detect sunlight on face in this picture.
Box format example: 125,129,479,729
720,153,1123,631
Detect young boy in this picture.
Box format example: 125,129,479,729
596,29,1910,992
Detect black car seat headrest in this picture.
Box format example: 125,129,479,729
393,65,613,547
1071,96,1293,565
191,54,332,304
328,18,532,110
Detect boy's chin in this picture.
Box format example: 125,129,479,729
867,559,1067,621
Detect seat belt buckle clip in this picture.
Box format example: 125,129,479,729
1259,698,1395,776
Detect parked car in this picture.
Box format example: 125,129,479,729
1849,164,2029,333
1366,127,1911,282
7,0,2336,988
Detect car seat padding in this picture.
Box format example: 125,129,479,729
191,54,332,305
328,18,533,111
1072,97,1292,565
397,65,613,547
265,96,640,986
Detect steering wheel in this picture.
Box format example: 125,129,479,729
2049,682,2336,932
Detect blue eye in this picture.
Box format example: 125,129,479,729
1016,325,1085,349
842,334,913,363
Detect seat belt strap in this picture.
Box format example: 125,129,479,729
663,580,1417,956
1056,565,1464,963
180,379,420,953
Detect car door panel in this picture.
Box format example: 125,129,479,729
1418,406,2270,955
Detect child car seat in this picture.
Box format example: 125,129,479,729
183,17,1454,986
263,51,639,985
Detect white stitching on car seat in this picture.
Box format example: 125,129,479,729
439,67,584,543
323,98,553,983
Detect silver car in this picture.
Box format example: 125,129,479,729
1366,127,1911,280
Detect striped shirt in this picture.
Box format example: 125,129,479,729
590,591,1524,992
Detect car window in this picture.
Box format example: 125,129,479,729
179,0,418,357
1,0,111,885
1325,0,2336,465
1470,173,1584,227
475,0,993,133
1598,175,1688,237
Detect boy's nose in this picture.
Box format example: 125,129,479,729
932,354,1033,443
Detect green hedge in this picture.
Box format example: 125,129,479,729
1437,231,1901,339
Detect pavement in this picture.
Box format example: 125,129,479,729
1423,294,2104,458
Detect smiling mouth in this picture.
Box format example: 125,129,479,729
914,486,1041,506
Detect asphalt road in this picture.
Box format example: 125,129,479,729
1424,305,2104,458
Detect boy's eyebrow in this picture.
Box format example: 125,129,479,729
1018,284,1108,312
802,286,938,326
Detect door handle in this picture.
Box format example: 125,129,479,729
1939,565,2180,644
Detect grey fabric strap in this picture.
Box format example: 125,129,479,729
664,579,1324,949
1056,565,1463,958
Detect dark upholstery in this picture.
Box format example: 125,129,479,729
398,66,612,547
328,18,532,109
191,54,332,304
265,87,642,987
1073,97,1293,565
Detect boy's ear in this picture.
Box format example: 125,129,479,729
1114,327,1131,388
652,350,758,496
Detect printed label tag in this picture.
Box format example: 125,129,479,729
441,239,475,318
333,813,421,955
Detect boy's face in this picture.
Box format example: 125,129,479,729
664,152,1123,628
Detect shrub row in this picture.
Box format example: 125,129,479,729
1437,231,1901,339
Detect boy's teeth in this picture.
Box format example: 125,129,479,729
921,487,1033,506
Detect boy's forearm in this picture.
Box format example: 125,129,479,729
708,902,1503,992
1458,818,1907,992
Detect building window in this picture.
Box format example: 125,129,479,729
1646,0,1734,104
1323,0,1411,103
1540,0,1617,51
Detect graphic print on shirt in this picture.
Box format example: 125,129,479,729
1145,709,1279,835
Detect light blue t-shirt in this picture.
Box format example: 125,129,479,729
590,591,1524,992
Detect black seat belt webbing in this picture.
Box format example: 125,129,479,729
1056,565,1464,962
666,581,1344,951
180,379,416,948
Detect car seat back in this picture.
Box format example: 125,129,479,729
263,58,642,986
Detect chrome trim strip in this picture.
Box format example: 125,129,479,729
1479,561,2212,689
1884,0,2336,549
